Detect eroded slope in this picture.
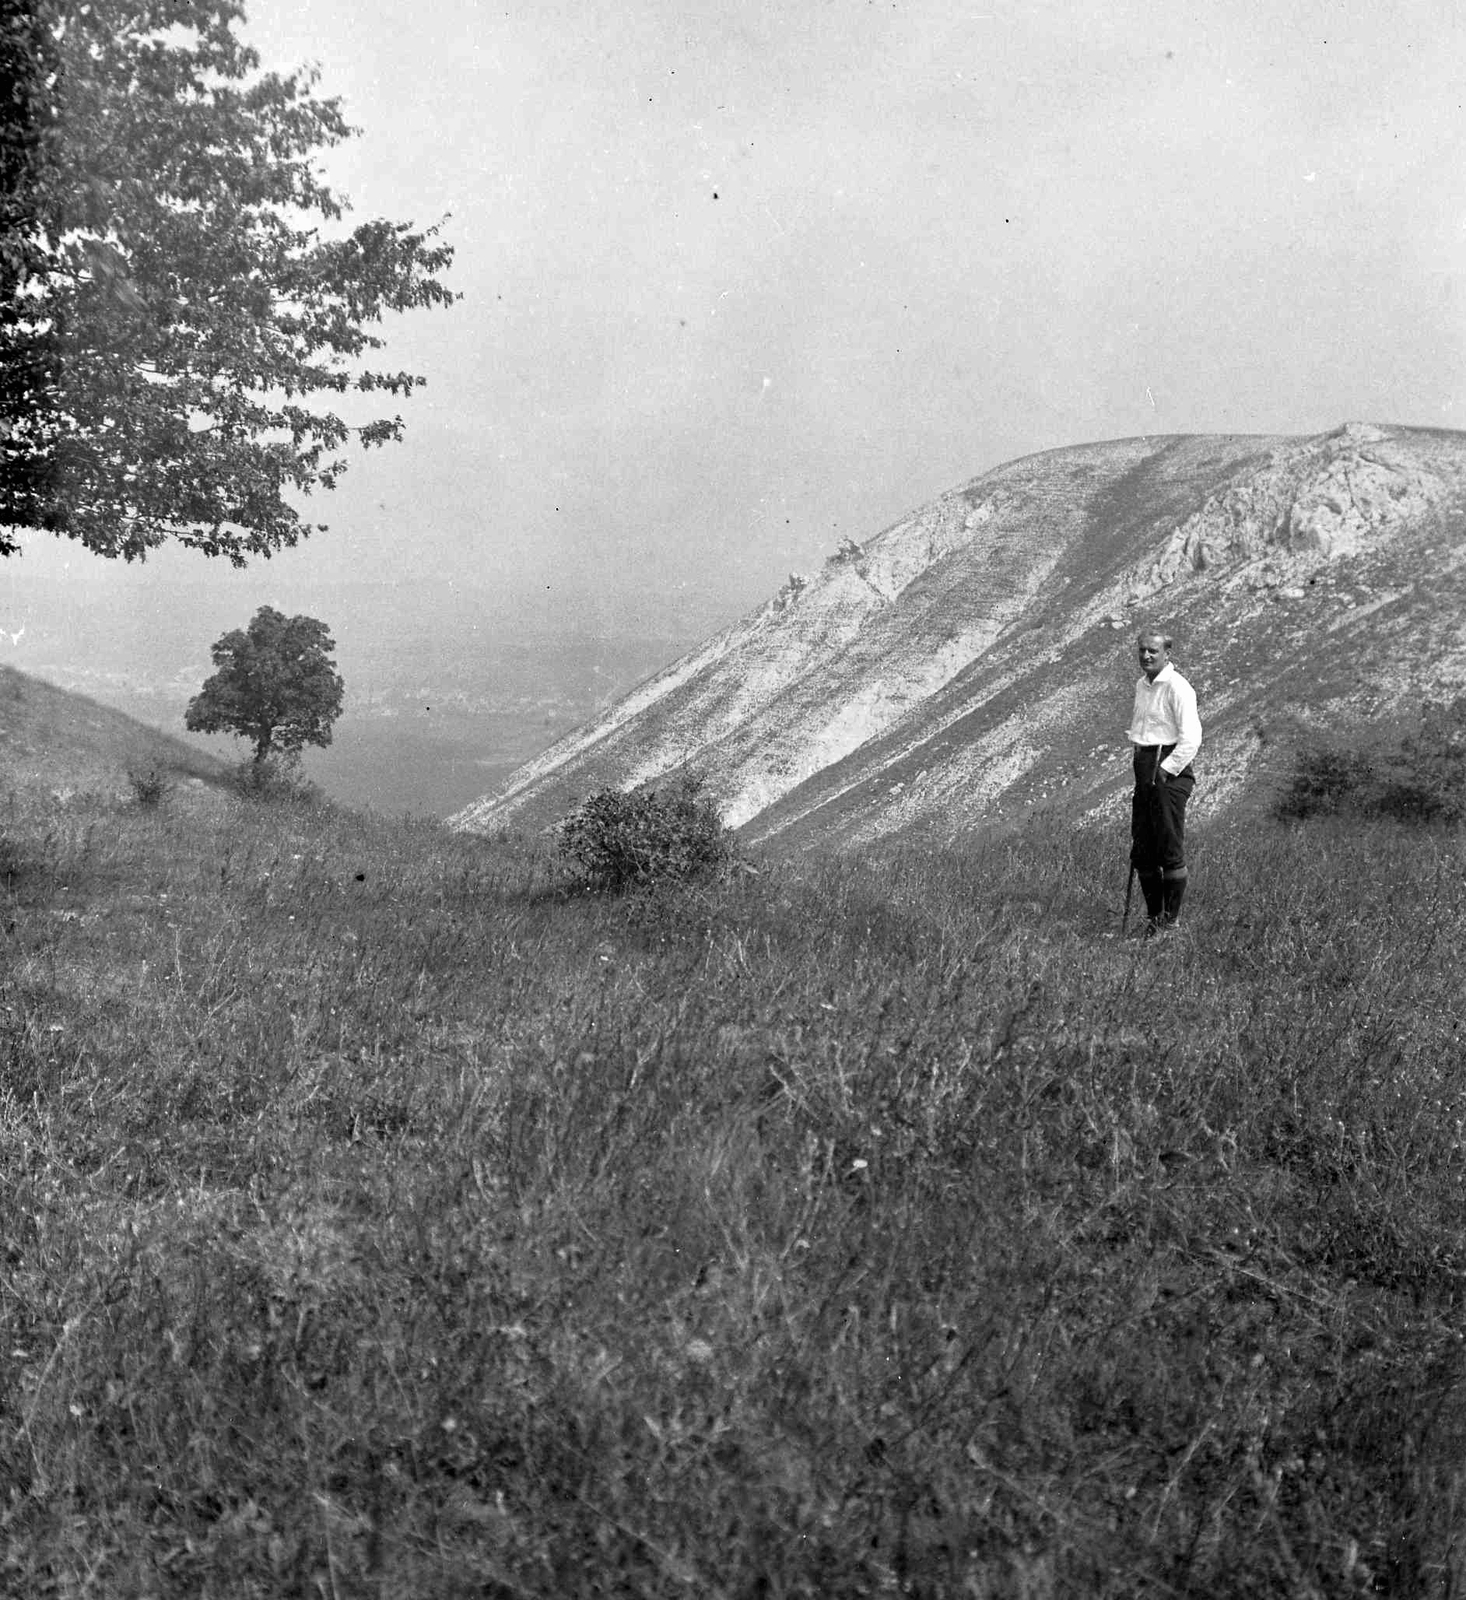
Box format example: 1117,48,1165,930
453,424,1466,843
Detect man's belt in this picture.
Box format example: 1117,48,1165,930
1135,742,1178,787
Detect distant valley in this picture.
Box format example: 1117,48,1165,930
0,582,701,815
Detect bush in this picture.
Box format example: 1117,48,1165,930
125,763,174,808
1279,698,1466,824
1276,744,1375,821
557,771,735,891
226,751,323,806
1386,697,1466,822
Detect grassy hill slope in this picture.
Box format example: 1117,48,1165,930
1,664,228,797
3,678,1466,1596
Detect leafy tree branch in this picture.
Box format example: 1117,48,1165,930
1,0,457,562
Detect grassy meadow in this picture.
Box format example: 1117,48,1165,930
3,681,1466,1595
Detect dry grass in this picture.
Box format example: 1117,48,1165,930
2,719,1466,1595
0,665,226,799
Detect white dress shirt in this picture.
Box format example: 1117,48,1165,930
1127,662,1202,775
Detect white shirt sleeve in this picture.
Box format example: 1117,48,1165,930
1160,677,1202,773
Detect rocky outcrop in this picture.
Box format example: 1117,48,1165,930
1145,423,1438,589
452,424,1466,846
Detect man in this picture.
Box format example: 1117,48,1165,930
1127,630,1202,934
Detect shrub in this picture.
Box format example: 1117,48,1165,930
1278,698,1466,824
1386,697,1466,823
125,763,174,808
1276,744,1375,821
557,771,735,891
226,751,322,806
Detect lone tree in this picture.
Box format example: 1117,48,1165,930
1,0,454,561
185,606,344,765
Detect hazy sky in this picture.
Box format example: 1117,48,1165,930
7,0,1466,684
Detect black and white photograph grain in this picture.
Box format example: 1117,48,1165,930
3,0,1466,1593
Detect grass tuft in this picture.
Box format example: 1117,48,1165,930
124,764,175,808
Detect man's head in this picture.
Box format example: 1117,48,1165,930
1137,631,1172,681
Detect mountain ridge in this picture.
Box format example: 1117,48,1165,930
452,423,1466,845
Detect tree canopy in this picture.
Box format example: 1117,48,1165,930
184,605,344,763
1,0,455,562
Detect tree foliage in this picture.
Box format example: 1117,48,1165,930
185,605,344,764
1,0,455,561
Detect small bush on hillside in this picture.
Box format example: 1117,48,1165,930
1279,697,1466,824
1383,696,1466,822
125,763,174,808
557,771,735,891
226,751,322,806
1277,744,1376,820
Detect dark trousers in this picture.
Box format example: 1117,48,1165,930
1130,744,1194,878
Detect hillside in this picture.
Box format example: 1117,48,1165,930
0,664,229,796
452,422,1466,843
5,665,1466,1593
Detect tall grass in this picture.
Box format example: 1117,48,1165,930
2,773,1465,1596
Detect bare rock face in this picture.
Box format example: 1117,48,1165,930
1149,423,1436,586
452,423,1466,846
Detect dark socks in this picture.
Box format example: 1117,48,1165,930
1135,870,1164,921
